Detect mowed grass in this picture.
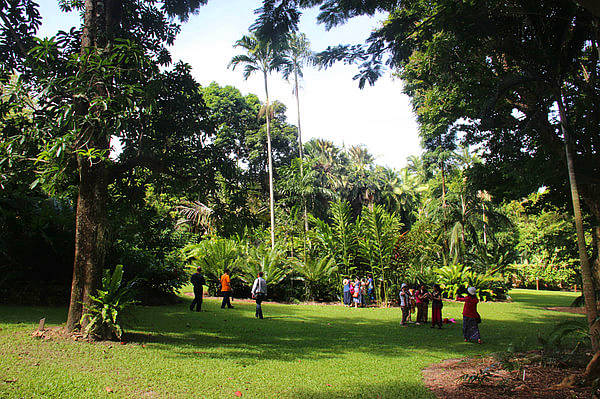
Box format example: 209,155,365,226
0,289,582,398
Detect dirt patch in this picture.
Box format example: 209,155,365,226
545,306,586,315
423,354,593,399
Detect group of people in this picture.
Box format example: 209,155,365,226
190,267,482,343
189,267,268,319
342,276,374,307
399,283,482,343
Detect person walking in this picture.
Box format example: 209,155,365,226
430,284,443,329
220,269,234,309
457,287,482,343
399,283,410,325
189,266,205,312
251,272,267,319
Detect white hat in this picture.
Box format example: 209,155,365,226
467,287,476,295
401,283,407,288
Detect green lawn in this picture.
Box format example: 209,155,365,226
0,289,583,398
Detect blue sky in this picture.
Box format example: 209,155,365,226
37,0,421,169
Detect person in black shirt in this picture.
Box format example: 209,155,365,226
190,267,205,312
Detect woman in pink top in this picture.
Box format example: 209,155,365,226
456,287,482,343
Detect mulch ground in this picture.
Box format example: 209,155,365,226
422,353,594,399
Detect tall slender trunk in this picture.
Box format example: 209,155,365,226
557,90,600,351
440,161,447,209
294,68,308,234
264,71,275,249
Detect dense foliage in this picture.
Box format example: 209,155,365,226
1,0,591,320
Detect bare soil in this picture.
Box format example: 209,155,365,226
422,354,593,399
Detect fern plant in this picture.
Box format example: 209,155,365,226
81,265,136,341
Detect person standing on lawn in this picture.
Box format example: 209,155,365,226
190,266,205,312
415,285,430,325
456,287,482,343
251,271,267,319
367,274,374,302
399,283,410,325
352,277,362,308
220,269,234,309
343,278,352,306
430,284,443,329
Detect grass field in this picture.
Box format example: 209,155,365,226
0,289,583,398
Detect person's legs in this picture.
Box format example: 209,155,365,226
423,304,428,323
192,288,202,311
221,291,231,308
401,306,408,324
256,294,264,319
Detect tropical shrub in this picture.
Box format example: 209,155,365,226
81,265,136,341
238,244,289,285
183,238,242,295
292,256,337,301
435,263,508,301
357,204,402,304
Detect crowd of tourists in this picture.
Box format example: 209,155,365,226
189,267,482,343
342,275,375,308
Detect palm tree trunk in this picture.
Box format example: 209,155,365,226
294,68,308,234
557,90,600,351
264,71,276,249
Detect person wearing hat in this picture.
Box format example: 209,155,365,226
456,287,482,343
342,278,352,306
399,283,410,325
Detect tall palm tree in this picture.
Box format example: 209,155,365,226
229,34,286,249
281,33,313,232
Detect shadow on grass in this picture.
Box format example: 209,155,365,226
0,293,584,367
105,296,582,365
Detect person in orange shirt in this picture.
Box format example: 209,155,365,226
220,269,234,309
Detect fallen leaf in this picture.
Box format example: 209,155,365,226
120,341,126,345
141,344,146,348
105,387,113,393
3,379,17,384
326,384,332,387
234,391,242,397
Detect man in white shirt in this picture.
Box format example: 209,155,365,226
251,272,268,319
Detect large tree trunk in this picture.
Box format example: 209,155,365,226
66,155,109,331
557,91,600,351
65,0,114,332
264,71,275,249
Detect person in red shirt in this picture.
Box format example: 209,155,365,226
456,287,482,343
220,269,234,309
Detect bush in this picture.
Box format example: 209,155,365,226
81,265,136,341
435,263,508,301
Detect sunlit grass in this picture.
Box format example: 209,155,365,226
0,289,582,398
